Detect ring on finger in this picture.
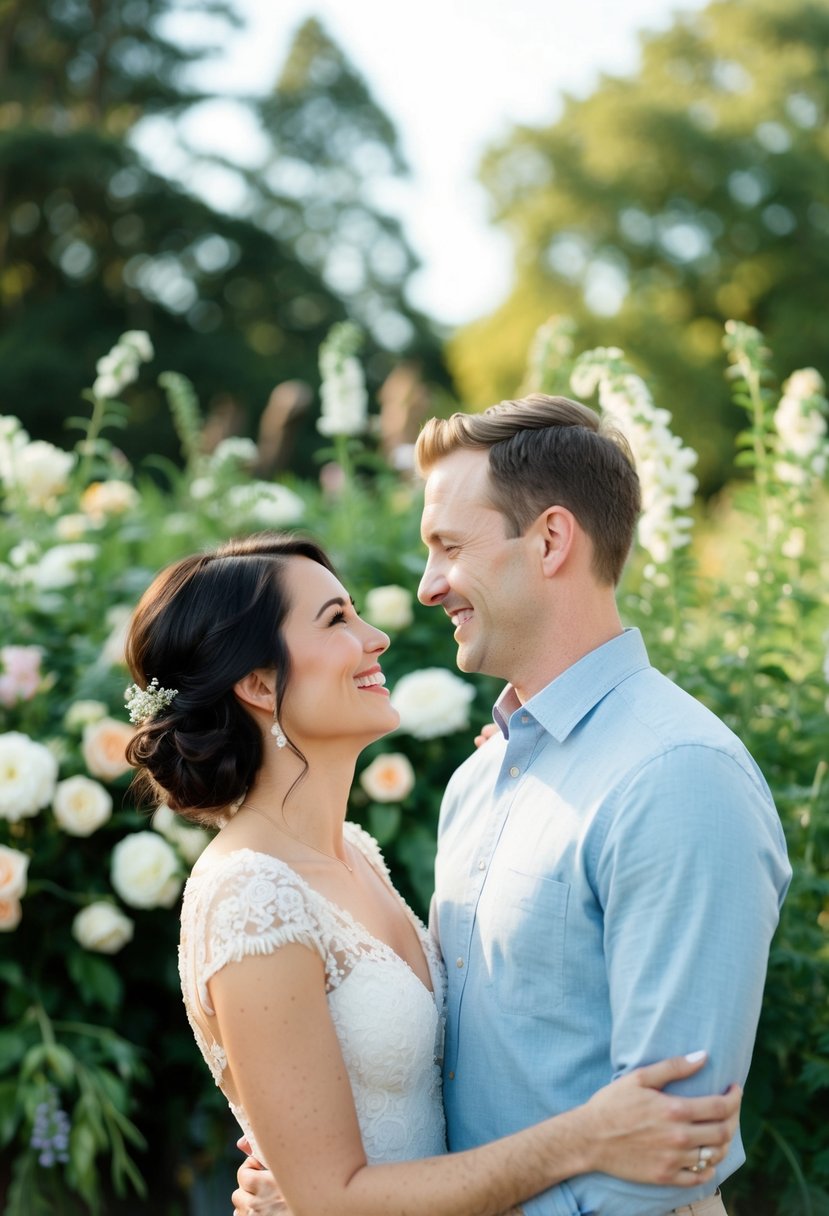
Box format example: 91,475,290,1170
690,1145,715,1173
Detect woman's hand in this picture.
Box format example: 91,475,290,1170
579,1052,741,1186
474,722,499,748
232,1137,290,1216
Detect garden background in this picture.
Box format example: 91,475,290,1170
1,1,827,1213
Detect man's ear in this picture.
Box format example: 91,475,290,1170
233,669,277,714
537,506,576,578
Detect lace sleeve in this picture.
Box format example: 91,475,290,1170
187,850,326,1016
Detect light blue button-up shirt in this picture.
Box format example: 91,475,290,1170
433,629,791,1216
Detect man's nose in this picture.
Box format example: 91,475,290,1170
417,562,449,606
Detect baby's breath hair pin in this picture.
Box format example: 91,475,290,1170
124,677,179,725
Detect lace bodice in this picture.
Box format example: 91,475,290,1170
178,821,447,1167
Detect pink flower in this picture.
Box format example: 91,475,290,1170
0,646,42,707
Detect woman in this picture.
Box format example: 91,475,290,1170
125,533,739,1216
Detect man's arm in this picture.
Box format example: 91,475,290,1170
522,744,791,1216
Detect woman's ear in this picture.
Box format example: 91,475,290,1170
233,669,277,714
538,506,575,578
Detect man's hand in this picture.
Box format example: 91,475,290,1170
231,1138,291,1216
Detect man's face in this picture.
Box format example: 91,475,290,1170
418,448,540,682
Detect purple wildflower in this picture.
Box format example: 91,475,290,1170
30,1085,71,1167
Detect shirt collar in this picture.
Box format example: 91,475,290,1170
493,628,651,742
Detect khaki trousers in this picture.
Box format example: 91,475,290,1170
671,1189,728,1215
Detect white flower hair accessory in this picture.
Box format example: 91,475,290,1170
124,677,178,725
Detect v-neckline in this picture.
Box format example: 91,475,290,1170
193,839,437,1000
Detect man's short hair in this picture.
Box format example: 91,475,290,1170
415,394,641,585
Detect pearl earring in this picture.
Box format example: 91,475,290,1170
271,720,287,749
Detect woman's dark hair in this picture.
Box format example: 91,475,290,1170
124,532,336,826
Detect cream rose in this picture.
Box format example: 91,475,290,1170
0,731,59,821
390,668,476,740
225,482,305,527
102,605,132,667
152,804,211,865
111,832,182,909
53,776,113,836
359,753,416,803
364,585,414,631
0,844,30,899
0,897,22,931
72,902,135,954
64,699,108,732
12,440,75,509
82,717,134,781
80,479,140,523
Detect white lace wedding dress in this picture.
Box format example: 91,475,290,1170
178,820,447,1167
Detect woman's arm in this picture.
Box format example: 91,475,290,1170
212,943,738,1216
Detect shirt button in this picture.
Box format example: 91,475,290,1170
456,957,464,968
509,765,520,777
448,1071,455,1080
477,859,486,871
521,715,529,724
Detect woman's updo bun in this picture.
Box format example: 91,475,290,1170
124,533,336,827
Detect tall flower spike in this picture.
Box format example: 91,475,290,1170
124,678,178,725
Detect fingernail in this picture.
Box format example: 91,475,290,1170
685,1050,707,1062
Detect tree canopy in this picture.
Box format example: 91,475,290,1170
449,0,829,490
0,3,443,471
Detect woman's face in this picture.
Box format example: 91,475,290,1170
278,557,399,749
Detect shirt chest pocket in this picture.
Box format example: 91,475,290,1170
484,868,570,1016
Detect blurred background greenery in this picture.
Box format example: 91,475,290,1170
1,1,828,1213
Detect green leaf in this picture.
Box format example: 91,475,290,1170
67,951,123,1013
0,1077,21,1148
368,803,402,845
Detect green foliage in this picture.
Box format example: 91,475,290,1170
450,0,829,492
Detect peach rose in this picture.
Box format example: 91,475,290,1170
0,844,29,899
359,752,416,803
81,717,135,781
0,897,22,931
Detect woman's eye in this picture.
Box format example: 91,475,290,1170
329,609,348,625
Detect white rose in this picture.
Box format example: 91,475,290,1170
0,415,30,484
53,776,113,836
102,605,133,667
364,585,414,631
359,753,415,803
0,898,22,931
111,832,183,909
153,804,211,865
11,441,75,509
55,513,92,541
390,668,476,740
0,731,59,822
81,717,134,781
80,479,139,522
24,543,98,590
225,482,305,527
72,901,135,953
0,844,30,899
64,700,108,731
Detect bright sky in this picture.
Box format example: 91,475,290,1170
140,0,709,328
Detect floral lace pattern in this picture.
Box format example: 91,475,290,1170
178,822,447,1166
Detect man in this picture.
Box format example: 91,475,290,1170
233,394,790,1215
